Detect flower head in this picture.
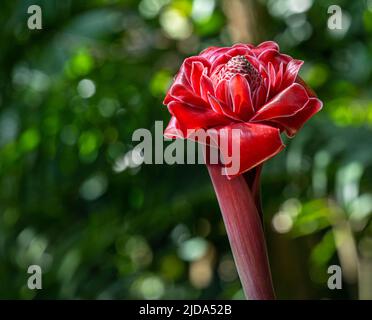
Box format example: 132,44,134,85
163,41,322,177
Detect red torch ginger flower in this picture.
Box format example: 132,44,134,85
163,41,322,178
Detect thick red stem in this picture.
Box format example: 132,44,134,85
207,163,275,300
244,164,263,222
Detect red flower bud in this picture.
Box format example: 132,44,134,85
163,41,322,178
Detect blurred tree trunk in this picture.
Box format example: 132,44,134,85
223,0,261,43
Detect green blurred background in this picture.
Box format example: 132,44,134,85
0,0,371,299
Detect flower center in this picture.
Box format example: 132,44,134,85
213,55,262,92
